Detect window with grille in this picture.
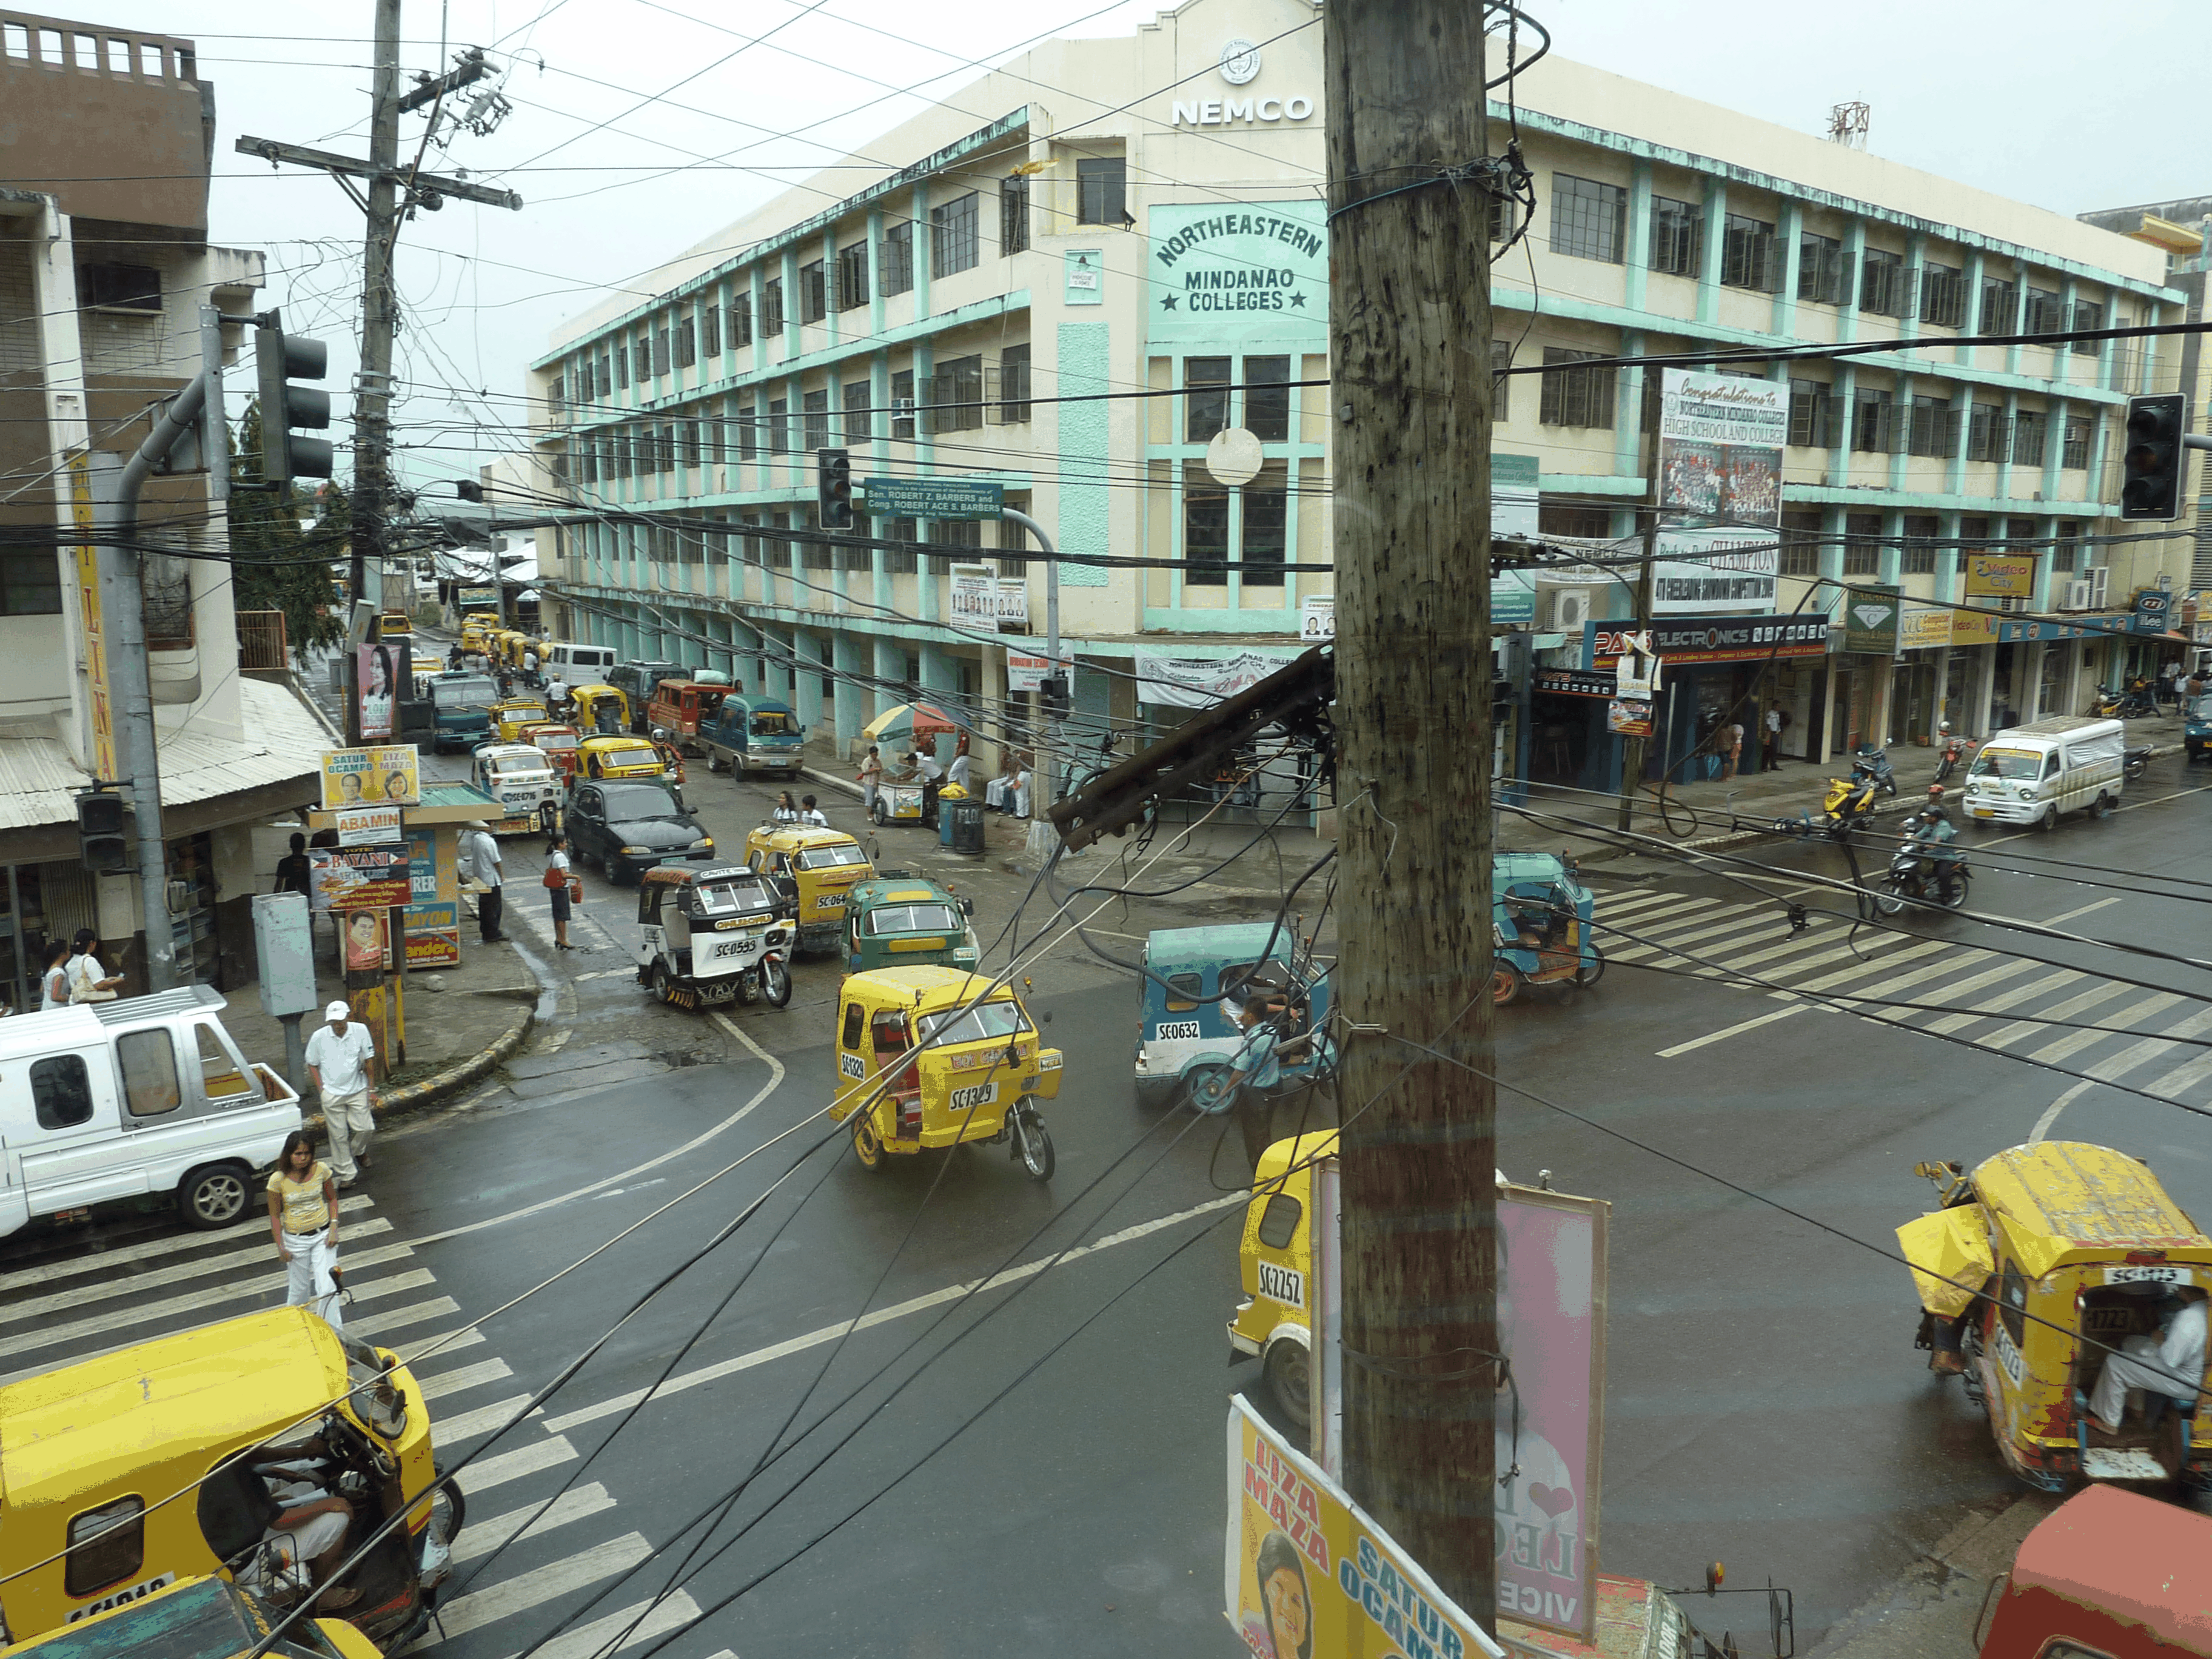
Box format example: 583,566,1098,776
1649,196,1701,276
997,507,1029,576
1184,483,1230,584
681,418,703,468
140,547,192,646
2051,520,2083,573
1859,249,1905,317
2011,409,2048,468
1919,264,1965,328
843,379,872,442
800,261,827,324
1907,395,1951,459
703,306,720,358
1797,233,1849,305
79,262,161,312
803,389,830,452
837,241,869,311
614,432,632,480
2062,415,2093,470
1965,403,2001,462
1187,357,1232,442
1901,514,1940,574
731,296,752,347
1245,354,1291,440
1780,511,1823,577
1492,339,1513,421
762,279,784,337
1000,176,1030,253
928,517,980,575
651,327,669,378
615,344,629,389
2068,300,2102,355
1240,464,1289,586
2023,288,2063,337
1077,157,1126,226
1537,500,1613,538
675,318,696,369
1843,512,1883,575
932,192,980,276
799,507,834,571
660,426,679,474
1788,378,1832,449
768,398,789,455
1721,213,1778,292
884,516,919,574
927,354,984,434
1979,277,2017,337
1852,390,1894,453
999,343,1032,423
1549,175,1626,263
891,369,915,440
1540,348,1615,429
882,222,914,297
736,403,757,460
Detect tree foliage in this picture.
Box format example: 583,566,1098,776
229,400,348,665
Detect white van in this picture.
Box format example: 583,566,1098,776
1960,715,2125,829
0,985,300,1239
543,641,617,682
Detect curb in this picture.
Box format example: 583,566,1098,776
300,1002,536,1138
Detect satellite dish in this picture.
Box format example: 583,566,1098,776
1204,427,1264,488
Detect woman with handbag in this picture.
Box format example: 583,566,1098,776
543,833,583,951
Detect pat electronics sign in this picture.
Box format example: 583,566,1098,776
1588,613,1827,668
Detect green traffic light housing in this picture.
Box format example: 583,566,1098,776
2119,392,2187,521
816,446,854,530
255,312,335,492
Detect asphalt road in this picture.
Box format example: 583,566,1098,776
7,671,2209,1658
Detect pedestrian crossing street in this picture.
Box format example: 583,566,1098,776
0,1198,734,1659
1594,886,2212,1107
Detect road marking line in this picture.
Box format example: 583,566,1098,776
1979,982,2133,1051
2043,897,2125,927
2080,1005,2212,1085
1780,937,1956,995
395,1326,484,1364
418,1532,652,1643
573,968,635,981
1879,956,2039,1019
1607,908,1792,964
461,1435,578,1496
506,1591,703,1659
1922,967,2080,1034
2031,1081,2096,1143
353,1296,461,1339
450,1484,617,1564
415,1356,516,1402
542,1192,1245,1434
437,1393,544,1445
1716,928,1917,981
0,1196,376,1295
2026,993,2184,1065
1657,1005,1806,1057
0,1218,397,1327
2147,1047,2212,1100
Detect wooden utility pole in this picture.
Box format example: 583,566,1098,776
1325,0,1497,1621
348,0,404,746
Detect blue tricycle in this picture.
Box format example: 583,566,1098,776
1492,851,1603,1007
1133,923,1332,1113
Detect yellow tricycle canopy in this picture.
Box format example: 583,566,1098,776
1972,1141,2212,1282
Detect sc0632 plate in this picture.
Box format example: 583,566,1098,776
1153,1021,1202,1041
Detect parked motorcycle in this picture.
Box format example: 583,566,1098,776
1853,743,1898,797
1875,800,1969,914
2090,680,2157,719
1932,722,1978,785
1775,771,1882,841
2123,743,2153,783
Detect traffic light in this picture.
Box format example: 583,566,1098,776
1039,674,1070,720
76,789,128,874
816,447,854,530
2120,392,2188,521
254,313,334,491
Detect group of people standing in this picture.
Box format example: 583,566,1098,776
32,930,127,1012
855,734,1032,822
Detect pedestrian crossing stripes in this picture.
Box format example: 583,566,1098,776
1597,885,2212,1107
0,1195,722,1659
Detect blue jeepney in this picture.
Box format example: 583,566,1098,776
424,670,497,753
1134,923,1332,1111
1492,851,1602,1005
700,695,806,779
2187,686,2210,764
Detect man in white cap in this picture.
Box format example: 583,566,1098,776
460,819,506,943
304,1000,378,1187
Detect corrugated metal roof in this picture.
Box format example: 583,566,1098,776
0,679,327,834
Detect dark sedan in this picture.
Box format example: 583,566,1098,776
566,779,716,883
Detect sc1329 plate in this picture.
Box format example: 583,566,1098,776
949,1081,998,1113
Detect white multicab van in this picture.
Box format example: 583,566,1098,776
1960,715,2126,829
0,985,300,1238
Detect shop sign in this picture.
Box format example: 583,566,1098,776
307,846,411,913
2133,588,2173,635
1843,584,1902,656
68,456,117,780
1007,651,1073,693
1898,604,1954,652
1997,618,2107,643
333,806,403,846
321,746,421,809
1606,699,1653,737
1534,669,1613,699
458,586,498,605
404,902,461,969
1965,552,2037,598
1587,614,1826,668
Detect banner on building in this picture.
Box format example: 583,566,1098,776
404,902,461,968
1007,651,1073,694
994,577,1029,629
307,845,411,913
321,746,421,810
1134,648,1301,708
1148,202,1327,347
459,586,498,606
340,908,388,974
1299,595,1334,643
1652,370,1787,614
334,806,403,846
948,565,997,628
1899,603,1998,651
1965,552,2037,598
1227,1396,1507,1659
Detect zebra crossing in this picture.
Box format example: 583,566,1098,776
0,1197,732,1659
1594,885,2212,1105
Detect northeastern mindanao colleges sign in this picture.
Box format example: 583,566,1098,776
1149,202,1327,345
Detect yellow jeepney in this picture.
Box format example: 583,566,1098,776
831,967,1062,1180
491,697,549,743
1900,1141,2212,1489
743,824,872,954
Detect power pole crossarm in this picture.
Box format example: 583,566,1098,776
232,135,524,211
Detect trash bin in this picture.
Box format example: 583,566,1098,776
950,799,986,856
940,802,958,848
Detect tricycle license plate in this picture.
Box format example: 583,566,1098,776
2105,1264,2187,1285
949,1081,998,1113
1153,1021,1201,1041
706,939,751,961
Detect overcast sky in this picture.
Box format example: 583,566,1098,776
77,0,2212,501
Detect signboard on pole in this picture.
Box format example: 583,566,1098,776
2133,587,2174,635
1652,370,1786,614
307,846,411,912
320,746,421,809
1007,650,1073,693
948,565,998,628
1843,583,1903,655
334,806,403,846
68,455,118,780
404,902,461,968
860,477,1004,521
1299,594,1334,643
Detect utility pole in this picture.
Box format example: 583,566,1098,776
348,0,403,745
1324,0,1496,1623
1618,372,1661,831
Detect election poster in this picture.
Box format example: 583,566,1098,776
1652,370,1787,614
307,846,411,913
321,746,421,810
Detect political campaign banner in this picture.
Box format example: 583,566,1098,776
321,746,421,810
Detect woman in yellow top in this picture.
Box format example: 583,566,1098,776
266,1131,345,1331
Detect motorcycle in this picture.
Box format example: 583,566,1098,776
1875,805,1969,914
1852,743,1898,797
2090,680,2156,719
2123,744,2153,783
1774,771,1882,841
1932,724,1978,785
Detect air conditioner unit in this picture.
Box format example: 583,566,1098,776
2084,566,2110,609
1996,595,2029,614
1544,588,1594,632
2063,579,2092,612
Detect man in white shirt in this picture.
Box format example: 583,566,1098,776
460,821,506,943
304,1000,378,1187
798,794,829,827
2090,1285,2208,1434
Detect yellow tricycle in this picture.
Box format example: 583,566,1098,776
831,967,1062,1181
